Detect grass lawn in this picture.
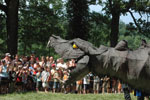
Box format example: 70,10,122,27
0,92,137,100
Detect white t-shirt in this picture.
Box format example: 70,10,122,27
57,63,67,69
94,76,100,83
41,71,50,82
83,75,90,84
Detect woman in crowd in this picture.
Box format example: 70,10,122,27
62,70,69,93
36,67,42,92
53,68,60,93
93,75,100,94
76,79,82,94
0,60,9,93
83,74,90,94
41,66,50,93
16,65,23,92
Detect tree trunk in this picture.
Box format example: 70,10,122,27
6,0,19,57
110,12,120,47
67,0,89,40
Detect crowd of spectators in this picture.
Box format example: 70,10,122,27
0,53,124,94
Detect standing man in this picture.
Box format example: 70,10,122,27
122,83,131,100
83,74,90,94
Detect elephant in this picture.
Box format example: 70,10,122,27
47,35,150,94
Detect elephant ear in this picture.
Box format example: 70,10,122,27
115,40,129,51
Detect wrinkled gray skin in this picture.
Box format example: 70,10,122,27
47,35,150,94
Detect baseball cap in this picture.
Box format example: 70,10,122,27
51,64,56,67
5,53,11,57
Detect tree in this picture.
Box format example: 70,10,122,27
88,12,111,46
18,0,66,56
119,22,150,49
66,0,89,40
0,0,19,56
102,0,135,47
128,0,150,37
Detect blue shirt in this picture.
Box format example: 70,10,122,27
29,66,34,75
0,65,9,78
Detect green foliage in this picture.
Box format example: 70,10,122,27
88,12,111,47
0,14,7,57
119,35,140,49
126,0,150,36
0,0,150,57
119,21,126,35
87,0,97,5
119,22,150,50
18,0,67,56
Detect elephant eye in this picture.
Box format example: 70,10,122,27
73,43,78,49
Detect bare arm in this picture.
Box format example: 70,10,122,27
0,66,2,73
